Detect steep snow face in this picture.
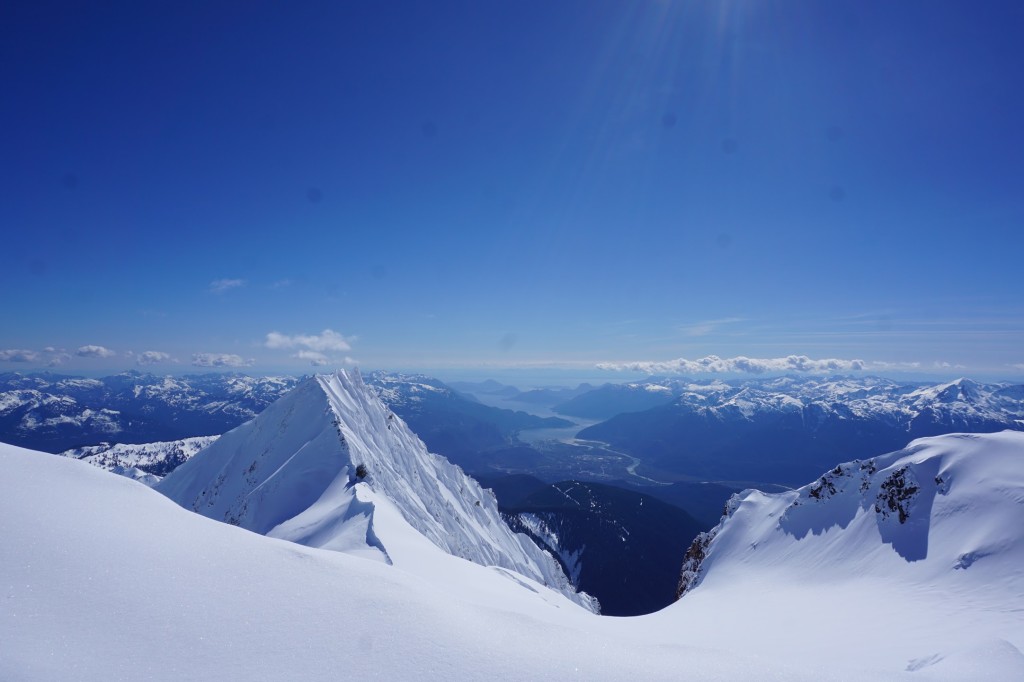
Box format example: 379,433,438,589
60,436,219,486
157,369,595,611
670,431,1024,674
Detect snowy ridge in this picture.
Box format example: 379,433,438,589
157,369,596,611
678,430,1024,592
668,431,1024,674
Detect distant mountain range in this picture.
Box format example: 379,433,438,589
450,379,596,409
576,376,1024,486
364,372,571,468
59,436,218,486
0,371,300,452
0,371,572,465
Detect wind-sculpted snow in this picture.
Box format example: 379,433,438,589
157,369,596,611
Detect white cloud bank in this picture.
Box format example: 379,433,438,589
0,349,39,362
295,350,329,367
192,353,254,368
265,329,352,352
265,329,354,367
599,354,867,375
76,345,116,358
137,351,174,366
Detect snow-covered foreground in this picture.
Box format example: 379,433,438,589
2,429,1022,679
3,442,815,681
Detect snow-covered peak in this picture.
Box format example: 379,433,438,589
908,377,981,404
678,430,1024,595
666,431,1024,675
157,369,596,611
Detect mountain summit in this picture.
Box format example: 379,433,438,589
157,369,596,611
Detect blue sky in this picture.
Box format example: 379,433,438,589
2,1,1023,383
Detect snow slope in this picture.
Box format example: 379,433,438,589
669,430,1024,676
156,369,594,610
5,435,1022,679
1,442,834,681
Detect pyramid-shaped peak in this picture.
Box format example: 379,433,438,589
158,368,596,611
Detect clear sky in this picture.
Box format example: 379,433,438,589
3,1,1023,383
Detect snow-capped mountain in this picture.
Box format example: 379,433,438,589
579,376,1024,485
679,429,1024,594
0,370,571,469
0,371,299,452
665,430,1024,675
59,436,218,486
157,369,596,611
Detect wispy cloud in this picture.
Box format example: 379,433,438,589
295,350,329,367
870,361,922,370
599,355,867,375
76,345,116,358
137,350,174,366
209,278,246,294
192,353,253,368
1010,363,1024,371
678,317,745,337
265,329,353,352
0,349,39,362
265,329,357,367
